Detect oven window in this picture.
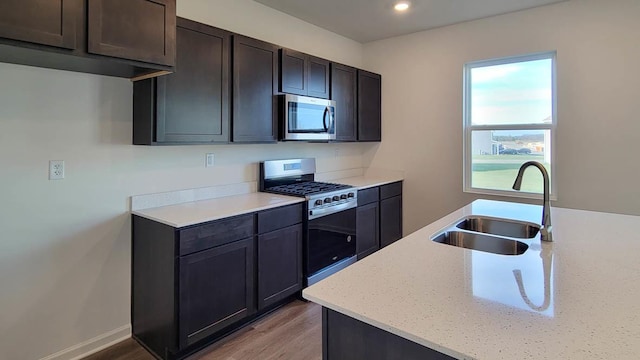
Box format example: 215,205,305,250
307,209,356,275
288,103,332,133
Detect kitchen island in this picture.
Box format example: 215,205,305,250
302,200,640,359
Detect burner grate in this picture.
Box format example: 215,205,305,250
267,181,352,196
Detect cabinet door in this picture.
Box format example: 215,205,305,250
380,195,403,248
258,224,303,309
280,48,306,96
0,0,79,49
358,70,382,142
178,237,255,348
232,35,279,142
155,19,230,143
331,63,357,141
87,0,176,66
356,202,379,260
308,56,330,99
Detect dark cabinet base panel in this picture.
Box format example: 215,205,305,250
323,308,454,360
137,294,301,360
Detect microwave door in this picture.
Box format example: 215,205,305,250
288,103,327,133
283,95,337,140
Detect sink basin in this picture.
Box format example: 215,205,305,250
455,216,540,239
432,230,529,255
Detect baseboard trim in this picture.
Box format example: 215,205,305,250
39,325,131,360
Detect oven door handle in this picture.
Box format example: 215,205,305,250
309,201,357,220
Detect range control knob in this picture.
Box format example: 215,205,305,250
332,196,340,201
324,197,332,204
347,192,355,198
340,194,347,200
315,199,323,206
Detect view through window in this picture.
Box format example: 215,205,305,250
464,53,556,196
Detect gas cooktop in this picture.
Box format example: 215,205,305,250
265,181,352,197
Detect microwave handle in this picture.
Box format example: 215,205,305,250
322,106,329,131
328,107,335,132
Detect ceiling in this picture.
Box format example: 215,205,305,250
253,0,568,43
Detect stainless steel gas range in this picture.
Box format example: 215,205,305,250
260,158,357,286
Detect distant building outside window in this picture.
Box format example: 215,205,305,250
463,52,556,198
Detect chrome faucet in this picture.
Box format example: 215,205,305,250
512,161,553,242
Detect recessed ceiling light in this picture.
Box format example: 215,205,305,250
394,2,410,12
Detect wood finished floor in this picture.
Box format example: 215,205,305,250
84,300,321,360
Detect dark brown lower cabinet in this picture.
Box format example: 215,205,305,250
354,182,402,257
380,194,403,248
132,202,304,359
323,308,454,360
356,202,379,259
178,237,255,348
258,224,303,309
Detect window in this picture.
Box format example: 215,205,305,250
463,52,556,198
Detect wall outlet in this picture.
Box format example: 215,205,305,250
49,160,65,180
334,148,340,158
205,153,215,167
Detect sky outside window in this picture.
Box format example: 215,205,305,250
470,59,553,126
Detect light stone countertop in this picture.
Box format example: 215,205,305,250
132,192,304,228
303,199,640,359
332,173,404,190
131,174,403,228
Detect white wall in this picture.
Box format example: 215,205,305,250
178,0,363,67
362,0,640,234
0,1,367,359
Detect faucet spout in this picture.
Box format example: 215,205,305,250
512,161,553,242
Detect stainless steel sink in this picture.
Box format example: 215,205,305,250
432,230,529,256
455,216,540,239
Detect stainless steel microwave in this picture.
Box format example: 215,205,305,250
280,94,336,141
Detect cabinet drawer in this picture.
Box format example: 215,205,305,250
357,187,379,206
257,203,303,234
179,214,254,255
380,181,402,200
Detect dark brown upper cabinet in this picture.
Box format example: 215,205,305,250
0,0,175,79
331,63,358,141
358,70,382,142
232,35,279,143
0,0,80,50
279,48,330,99
133,18,230,145
88,0,176,66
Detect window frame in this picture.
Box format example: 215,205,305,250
463,51,557,200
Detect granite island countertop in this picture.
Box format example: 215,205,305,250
303,199,640,359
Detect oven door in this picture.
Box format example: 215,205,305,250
306,208,356,280
282,94,336,141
